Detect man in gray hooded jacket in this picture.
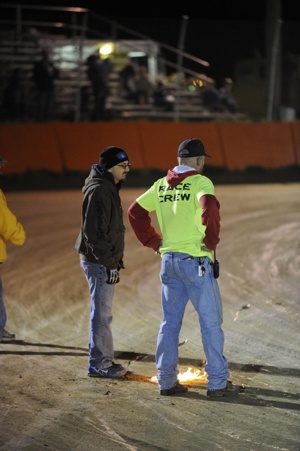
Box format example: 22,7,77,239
75,146,131,378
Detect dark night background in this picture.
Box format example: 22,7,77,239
91,0,300,85
1,0,300,188
2,0,300,85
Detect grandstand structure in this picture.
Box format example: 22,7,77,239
0,3,247,123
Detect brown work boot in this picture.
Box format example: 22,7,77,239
160,381,188,396
207,380,240,397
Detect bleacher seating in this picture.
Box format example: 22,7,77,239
0,5,248,123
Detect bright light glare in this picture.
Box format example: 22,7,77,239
99,43,114,56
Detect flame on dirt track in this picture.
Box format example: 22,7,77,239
150,367,207,384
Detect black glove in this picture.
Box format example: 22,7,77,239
106,268,120,284
118,259,125,270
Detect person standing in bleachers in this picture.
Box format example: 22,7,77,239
86,54,114,121
32,48,59,122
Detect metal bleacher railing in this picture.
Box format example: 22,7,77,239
0,3,245,123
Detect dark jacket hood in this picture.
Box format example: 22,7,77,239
82,164,122,194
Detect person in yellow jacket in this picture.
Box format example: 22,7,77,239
0,157,26,342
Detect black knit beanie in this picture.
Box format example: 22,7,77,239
99,146,129,170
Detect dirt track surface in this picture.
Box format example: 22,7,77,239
1,184,299,451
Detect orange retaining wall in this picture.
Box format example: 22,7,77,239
0,121,299,174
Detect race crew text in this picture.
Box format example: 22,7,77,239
158,183,192,202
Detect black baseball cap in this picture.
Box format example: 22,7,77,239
178,138,211,158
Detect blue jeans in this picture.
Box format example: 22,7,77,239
156,252,230,391
0,277,7,331
80,260,115,369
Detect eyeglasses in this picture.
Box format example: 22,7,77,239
116,163,131,169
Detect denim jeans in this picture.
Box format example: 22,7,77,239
0,277,7,331
80,260,115,369
156,252,230,391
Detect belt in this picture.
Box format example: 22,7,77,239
79,254,90,261
79,254,99,264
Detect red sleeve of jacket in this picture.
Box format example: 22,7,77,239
127,201,162,252
199,194,220,250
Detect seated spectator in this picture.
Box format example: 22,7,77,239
119,59,137,101
219,77,239,113
134,65,153,105
201,77,224,113
153,78,175,112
